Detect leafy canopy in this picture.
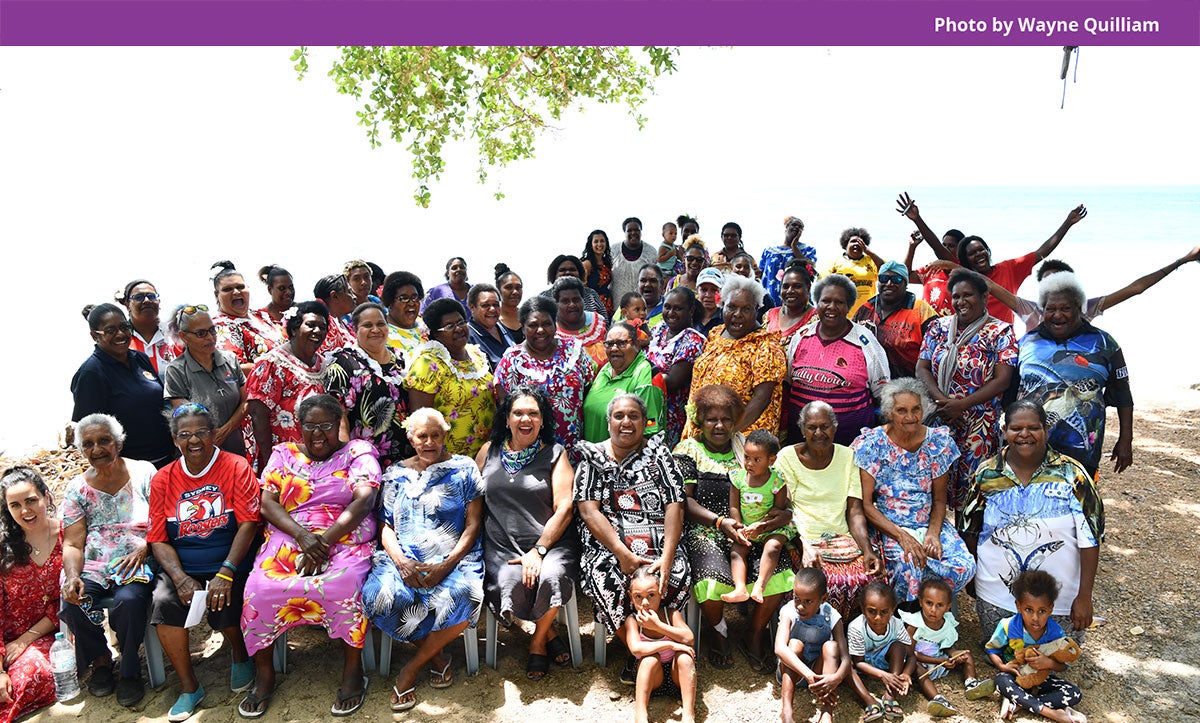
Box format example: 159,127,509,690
292,46,680,206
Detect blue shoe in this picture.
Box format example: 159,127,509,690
230,660,255,693
167,686,205,722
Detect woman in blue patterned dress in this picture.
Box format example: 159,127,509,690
851,378,976,603
361,408,484,712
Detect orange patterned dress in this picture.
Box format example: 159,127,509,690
684,325,787,437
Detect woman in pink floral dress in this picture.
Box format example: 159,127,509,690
240,394,379,718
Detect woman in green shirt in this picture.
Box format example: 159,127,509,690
581,323,663,443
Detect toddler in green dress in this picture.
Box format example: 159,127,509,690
721,430,796,604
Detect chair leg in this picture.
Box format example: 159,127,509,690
484,606,499,670
272,632,287,674
593,621,607,667
378,627,392,678
463,626,479,675
362,625,377,674
686,597,702,657
144,621,167,688
561,591,583,668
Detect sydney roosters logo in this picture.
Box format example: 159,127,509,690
175,485,228,538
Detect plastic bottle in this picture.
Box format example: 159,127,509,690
49,632,81,702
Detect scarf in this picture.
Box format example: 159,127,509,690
935,312,994,394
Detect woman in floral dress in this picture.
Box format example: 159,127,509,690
493,296,597,459
245,301,330,472
916,269,1017,513
646,287,706,450
362,408,484,712
241,395,379,718
405,299,495,458
325,303,410,468
851,379,976,603
0,467,61,723
210,261,285,377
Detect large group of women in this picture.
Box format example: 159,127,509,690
2,194,1196,723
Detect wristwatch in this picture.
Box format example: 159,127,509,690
534,545,549,557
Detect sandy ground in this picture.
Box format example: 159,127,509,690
13,407,1200,723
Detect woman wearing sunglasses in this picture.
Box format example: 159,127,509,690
60,414,156,707
71,303,175,468
163,305,248,456
118,279,180,375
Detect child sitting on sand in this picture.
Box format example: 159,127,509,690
985,570,1087,723
720,430,795,605
900,578,994,717
775,568,851,723
846,580,916,721
623,567,697,723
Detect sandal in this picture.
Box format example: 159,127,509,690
736,637,769,673
707,646,734,669
526,653,551,681
881,697,905,720
546,635,571,667
390,685,417,712
861,703,885,723
236,687,274,720
331,676,369,717
429,659,453,689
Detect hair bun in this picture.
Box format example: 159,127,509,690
81,304,96,319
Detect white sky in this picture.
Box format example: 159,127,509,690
0,46,1197,453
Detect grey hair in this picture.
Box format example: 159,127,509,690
405,407,451,433
879,377,935,420
607,393,647,419
811,274,858,308
1038,270,1086,310
167,304,211,347
798,401,838,429
165,405,216,436
74,413,126,451
720,274,766,311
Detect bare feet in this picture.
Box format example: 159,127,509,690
1000,697,1015,720
750,584,765,603
1068,708,1088,723
721,586,750,603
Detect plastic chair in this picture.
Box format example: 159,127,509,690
270,627,379,675
375,623,480,677
483,587,583,670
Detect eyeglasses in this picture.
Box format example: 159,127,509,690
435,320,469,333
183,327,216,338
301,422,337,432
878,274,907,285
395,294,421,304
130,292,160,303
97,322,133,337
77,595,106,626
721,231,738,239
174,428,214,441
602,340,632,350
181,304,210,315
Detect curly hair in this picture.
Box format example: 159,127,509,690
490,385,557,447
838,227,872,248
1012,569,1061,605
0,467,55,572
690,384,745,431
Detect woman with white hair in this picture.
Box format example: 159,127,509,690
851,379,976,603
685,275,787,436
59,414,157,707
362,406,484,712
1015,272,1134,480
785,274,890,445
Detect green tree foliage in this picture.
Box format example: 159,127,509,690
292,46,680,206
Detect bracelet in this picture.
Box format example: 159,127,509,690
221,560,238,572
713,516,724,530
214,572,234,583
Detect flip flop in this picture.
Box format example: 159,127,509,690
429,659,453,689
861,703,885,723
526,653,551,681
236,688,273,720
390,685,417,712
736,637,769,672
881,697,905,720
331,676,369,717
707,646,734,669
546,635,571,666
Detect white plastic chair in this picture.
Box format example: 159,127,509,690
375,624,480,677
483,588,583,670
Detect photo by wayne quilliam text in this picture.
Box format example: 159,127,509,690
935,16,1160,37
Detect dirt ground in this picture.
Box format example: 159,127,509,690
14,407,1200,723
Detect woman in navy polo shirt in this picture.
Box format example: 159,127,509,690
71,304,174,467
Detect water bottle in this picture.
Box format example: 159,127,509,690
49,632,81,702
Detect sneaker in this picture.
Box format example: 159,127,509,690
167,686,206,722
230,660,255,693
116,676,145,707
619,655,637,685
928,695,957,717
965,676,996,700
87,665,115,697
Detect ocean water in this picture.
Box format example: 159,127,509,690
2,184,1196,455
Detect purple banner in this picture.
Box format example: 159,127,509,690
1,0,1197,46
